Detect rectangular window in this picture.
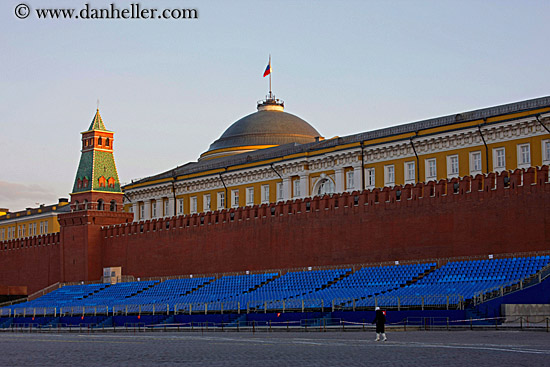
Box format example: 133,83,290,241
203,194,211,212
33,223,36,236
231,190,239,208
261,185,270,203
277,182,284,201
517,143,531,168
44,221,48,233
346,170,354,190
178,199,184,215
293,179,301,198
163,200,169,216
217,192,225,210
140,203,145,219
246,187,254,205
151,201,157,218
190,196,197,214
40,222,44,234
366,168,375,188
0,228,4,241
405,161,415,184
28,224,32,237
543,140,550,164
384,165,395,186
447,155,459,178
470,151,482,175
426,158,437,181
493,147,506,171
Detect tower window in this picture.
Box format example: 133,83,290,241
107,177,116,188
105,137,110,147
98,176,106,188
98,137,102,146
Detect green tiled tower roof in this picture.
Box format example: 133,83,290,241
88,109,107,131
72,110,121,194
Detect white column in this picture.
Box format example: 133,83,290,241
299,174,309,199
167,197,175,217
352,164,362,191
334,168,344,193
132,203,138,222
144,199,151,220
282,177,292,201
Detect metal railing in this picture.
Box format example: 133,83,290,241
472,263,550,305
0,293,466,318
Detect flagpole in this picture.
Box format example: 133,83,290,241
269,54,272,99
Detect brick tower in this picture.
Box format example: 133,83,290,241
58,110,133,283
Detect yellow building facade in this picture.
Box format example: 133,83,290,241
123,96,550,221
0,199,70,241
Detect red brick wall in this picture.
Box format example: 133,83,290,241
58,210,133,284
0,234,61,293
100,167,550,279
1,167,549,292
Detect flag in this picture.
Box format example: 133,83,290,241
263,61,271,77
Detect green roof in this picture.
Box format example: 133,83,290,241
73,111,121,194
88,109,107,131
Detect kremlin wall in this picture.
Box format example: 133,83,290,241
1,95,550,294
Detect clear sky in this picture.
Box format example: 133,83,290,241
1,0,549,211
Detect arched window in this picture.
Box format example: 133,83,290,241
98,137,102,145
83,199,89,210
74,200,79,211
315,177,335,196
97,199,104,211
110,200,117,212
77,178,82,189
83,177,89,188
105,137,110,147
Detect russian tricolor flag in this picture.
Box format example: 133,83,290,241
263,61,271,77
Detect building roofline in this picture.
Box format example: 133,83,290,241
0,200,70,222
124,95,550,190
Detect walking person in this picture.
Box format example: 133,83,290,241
372,306,387,341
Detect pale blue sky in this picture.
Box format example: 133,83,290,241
1,0,549,211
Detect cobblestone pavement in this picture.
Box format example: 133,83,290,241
0,330,549,367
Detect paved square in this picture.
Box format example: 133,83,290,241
0,330,548,366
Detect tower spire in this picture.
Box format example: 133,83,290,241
71,109,122,211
